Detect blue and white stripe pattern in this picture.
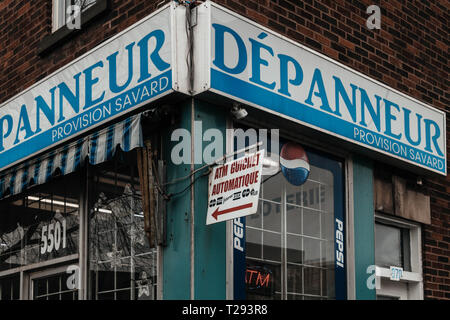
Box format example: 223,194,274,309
0,113,143,199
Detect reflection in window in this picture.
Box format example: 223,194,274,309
0,174,80,272
89,151,157,300
0,275,20,300
375,222,411,271
33,272,78,300
245,141,338,300
54,0,97,31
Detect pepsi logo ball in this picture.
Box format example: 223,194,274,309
279,142,310,186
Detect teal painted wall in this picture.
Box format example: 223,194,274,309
353,156,376,300
162,100,192,299
162,99,227,299
193,100,227,299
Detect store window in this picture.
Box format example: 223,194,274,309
0,174,80,271
375,223,411,271
89,150,158,300
233,133,346,300
30,266,79,300
0,148,159,300
374,214,423,300
0,113,158,300
52,0,97,32
0,172,81,300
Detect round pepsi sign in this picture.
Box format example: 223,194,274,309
279,142,310,186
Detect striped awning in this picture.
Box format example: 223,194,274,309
0,113,143,199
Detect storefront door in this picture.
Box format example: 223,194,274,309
232,132,347,300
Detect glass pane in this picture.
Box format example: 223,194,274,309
322,268,335,298
47,293,59,300
286,205,301,235
245,228,261,259
375,223,403,268
0,276,20,300
12,276,20,300
262,231,281,262
134,256,156,300
246,201,262,228
287,264,303,294
115,288,131,300
304,267,321,296
0,173,80,272
286,234,302,264
303,237,321,267
321,240,334,269
303,209,320,238
285,186,302,207
320,178,334,213
321,211,334,240
300,180,321,210
116,267,132,290
98,292,114,300
35,278,47,297
72,0,97,12
246,259,280,300
261,173,283,202
262,201,281,232
48,275,60,294
61,291,76,300
32,273,78,300
96,267,115,292
402,229,411,271
89,151,157,300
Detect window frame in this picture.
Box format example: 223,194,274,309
375,221,411,271
28,264,79,300
374,213,423,300
52,0,98,32
52,0,67,33
39,0,110,56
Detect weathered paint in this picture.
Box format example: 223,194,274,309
162,100,192,299
353,156,376,300
193,100,227,299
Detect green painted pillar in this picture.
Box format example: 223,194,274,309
162,99,227,299
193,99,227,299
353,156,376,300
162,100,192,299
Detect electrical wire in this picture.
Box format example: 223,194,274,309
153,142,266,201
161,142,263,187
165,167,210,199
262,170,281,184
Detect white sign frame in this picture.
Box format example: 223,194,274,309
0,3,191,172
193,1,447,176
206,150,263,225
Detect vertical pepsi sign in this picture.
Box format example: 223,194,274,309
233,217,246,299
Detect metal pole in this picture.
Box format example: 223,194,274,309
190,98,195,300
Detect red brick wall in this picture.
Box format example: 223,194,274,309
0,0,161,102
213,0,449,301
0,0,448,299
